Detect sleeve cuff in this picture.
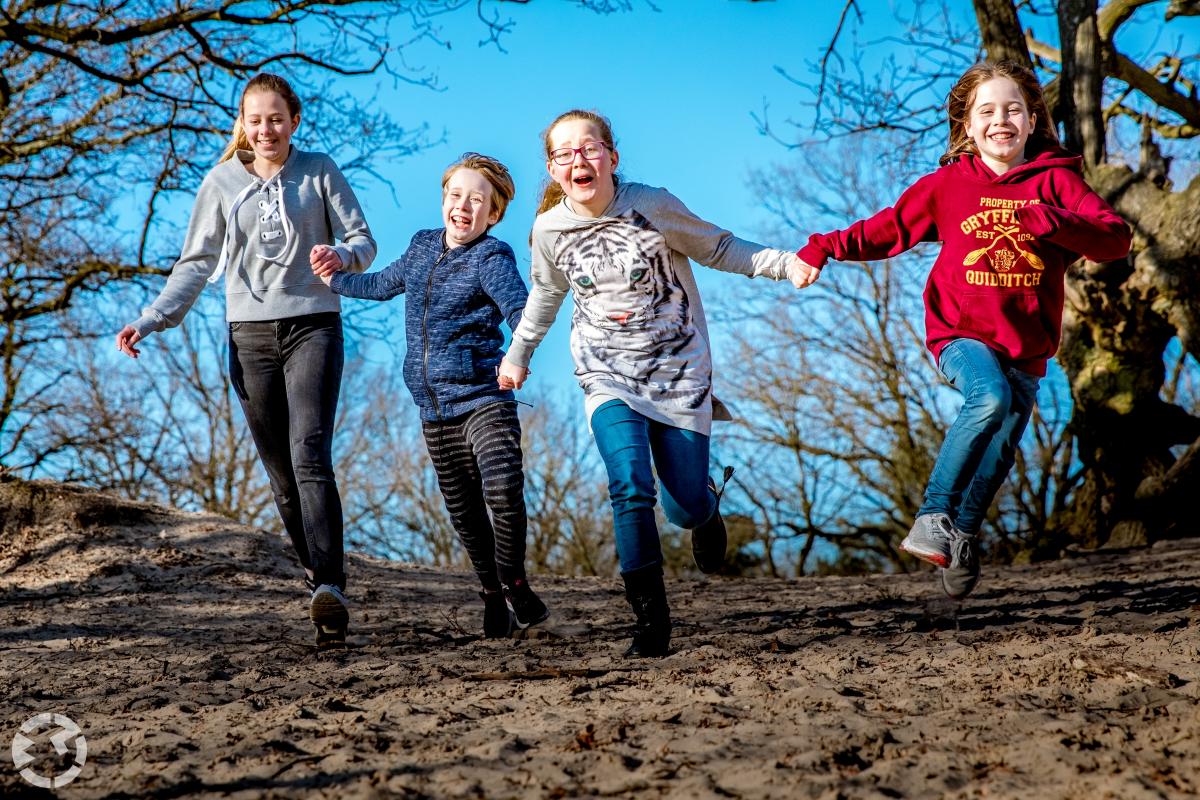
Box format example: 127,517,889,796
505,340,533,368
797,243,830,269
129,310,166,340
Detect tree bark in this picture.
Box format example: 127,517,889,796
973,0,1032,66
1057,0,1105,168
1055,164,1200,548
975,0,1200,551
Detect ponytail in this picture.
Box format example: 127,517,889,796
536,180,566,215
219,117,251,163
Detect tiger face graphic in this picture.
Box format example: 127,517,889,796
554,210,710,411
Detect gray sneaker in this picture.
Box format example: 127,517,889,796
941,531,981,600
900,513,955,568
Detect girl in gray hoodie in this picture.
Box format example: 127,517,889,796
116,73,376,648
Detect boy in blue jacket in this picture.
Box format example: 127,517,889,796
314,153,548,637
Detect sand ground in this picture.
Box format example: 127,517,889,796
1,480,1197,799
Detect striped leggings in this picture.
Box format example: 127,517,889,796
422,401,528,589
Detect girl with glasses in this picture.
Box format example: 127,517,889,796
498,109,814,658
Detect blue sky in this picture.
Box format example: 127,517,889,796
149,0,1196,406
338,0,872,399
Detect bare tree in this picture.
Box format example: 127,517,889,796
761,0,1200,552
27,293,271,522
716,132,1080,573
520,393,615,575
0,0,529,469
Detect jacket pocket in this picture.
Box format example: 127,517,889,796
957,290,1050,359
460,349,475,380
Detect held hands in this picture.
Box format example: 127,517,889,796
310,245,341,284
786,255,821,289
115,325,142,359
497,356,530,391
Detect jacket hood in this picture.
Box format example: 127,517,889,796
952,145,1082,185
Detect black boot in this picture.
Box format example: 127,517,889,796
691,466,734,574
622,564,671,658
479,589,513,638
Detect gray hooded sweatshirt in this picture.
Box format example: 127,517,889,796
130,147,376,338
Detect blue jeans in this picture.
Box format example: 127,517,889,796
918,338,1041,535
229,313,346,589
591,400,717,574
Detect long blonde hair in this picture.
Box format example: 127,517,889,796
219,73,303,163
535,109,620,215
940,60,1059,167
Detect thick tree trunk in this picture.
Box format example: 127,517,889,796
1054,164,1200,549
976,0,1200,552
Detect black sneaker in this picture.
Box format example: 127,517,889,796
502,578,549,630
310,584,349,649
941,530,982,600
480,590,513,638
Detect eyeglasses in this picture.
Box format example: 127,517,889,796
548,141,610,166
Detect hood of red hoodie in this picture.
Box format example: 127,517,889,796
953,146,1082,185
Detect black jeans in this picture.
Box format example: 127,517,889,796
229,312,345,589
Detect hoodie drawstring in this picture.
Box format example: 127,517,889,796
207,170,294,285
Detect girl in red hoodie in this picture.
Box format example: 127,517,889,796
796,60,1131,599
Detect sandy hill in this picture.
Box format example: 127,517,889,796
1,478,1197,799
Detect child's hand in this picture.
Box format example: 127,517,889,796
787,256,821,289
310,245,342,277
497,357,530,390
115,325,142,359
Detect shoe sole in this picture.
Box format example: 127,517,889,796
314,625,347,649
507,605,550,630
899,536,950,569
311,593,349,648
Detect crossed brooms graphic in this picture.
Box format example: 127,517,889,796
963,225,1046,271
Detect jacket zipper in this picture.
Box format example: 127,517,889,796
422,242,451,419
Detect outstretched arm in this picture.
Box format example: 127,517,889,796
641,186,803,280
123,175,229,345
321,156,377,274
323,237,417,300
797,172,941,269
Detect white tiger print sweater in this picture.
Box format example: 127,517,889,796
507,182,793,436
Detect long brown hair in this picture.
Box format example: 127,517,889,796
535,109,620,215
940,60,1058,167
219,73,303,163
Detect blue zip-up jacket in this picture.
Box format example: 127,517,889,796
330,228,528,421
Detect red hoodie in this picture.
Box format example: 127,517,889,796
797,148,1132,376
